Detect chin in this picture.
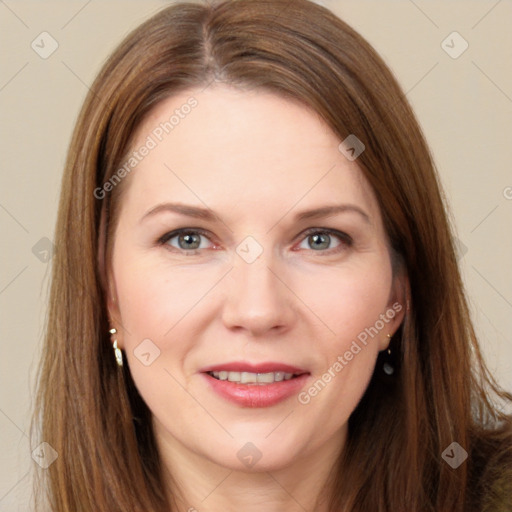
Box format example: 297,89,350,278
201,434,305,473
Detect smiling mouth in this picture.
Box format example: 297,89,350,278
205,370,305,384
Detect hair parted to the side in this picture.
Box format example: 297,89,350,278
31,0,512,511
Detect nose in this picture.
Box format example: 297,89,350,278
221,252,295,337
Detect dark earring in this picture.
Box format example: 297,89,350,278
383,333,394,376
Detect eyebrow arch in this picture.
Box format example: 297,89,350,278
140,202,371,224
293,204,370,224
141,203,219,223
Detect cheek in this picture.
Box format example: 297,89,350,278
114,257,212,341
303,258,393,342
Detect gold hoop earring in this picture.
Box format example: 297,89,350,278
109,327,123,367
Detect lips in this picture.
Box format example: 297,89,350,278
199,361,311,407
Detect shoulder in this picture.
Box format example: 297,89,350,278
467,419,512,511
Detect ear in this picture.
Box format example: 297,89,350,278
106,269,124,349
98,203,124,348
378,265,409,352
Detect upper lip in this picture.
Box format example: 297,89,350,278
200,361,309,375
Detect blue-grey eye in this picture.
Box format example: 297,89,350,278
297,230,350,252
307,232,332,250
176,232,202,250
159,229,212,252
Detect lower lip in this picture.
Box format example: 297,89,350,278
201,373,310,408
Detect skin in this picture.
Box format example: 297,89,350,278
106,85,406,512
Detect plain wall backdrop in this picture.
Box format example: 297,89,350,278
1,0,511,509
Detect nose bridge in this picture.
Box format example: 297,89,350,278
222,238,292,335
237,249,278,298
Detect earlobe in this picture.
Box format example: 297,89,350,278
106,288,119,324
106,273,123,349
380,269,409,351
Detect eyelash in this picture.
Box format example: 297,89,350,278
157,227,353,256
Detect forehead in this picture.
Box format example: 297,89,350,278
120,85,379,224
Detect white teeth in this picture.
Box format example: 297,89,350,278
257,372,275,383
210,371,297,384
240,372,255,384
274,372,291,382
227,372,241,382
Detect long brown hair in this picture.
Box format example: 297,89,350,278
32,0,512,510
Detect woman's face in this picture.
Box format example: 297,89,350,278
107,85,405,472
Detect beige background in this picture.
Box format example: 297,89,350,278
1,0,511,509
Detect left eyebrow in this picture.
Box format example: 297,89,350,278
140,202,218,223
